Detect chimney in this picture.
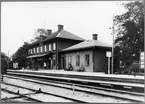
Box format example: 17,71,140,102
58,25,63,31
47,29,52,35
92,34,98,40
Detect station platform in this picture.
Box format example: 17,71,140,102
7,69,144,84
7,69,144,93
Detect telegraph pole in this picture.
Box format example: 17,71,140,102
111,15,115,74
8,51,9,69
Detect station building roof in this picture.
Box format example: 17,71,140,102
62,39,112,52
29,25,85,46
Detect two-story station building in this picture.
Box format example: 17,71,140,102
27,25,84,70
61,34,112,72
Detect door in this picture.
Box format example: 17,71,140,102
48,58,51,69
61,55,66,69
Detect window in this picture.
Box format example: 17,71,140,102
40,46,43,53
85,54,90,66
53,43,56,50
49,44,51,51
76,55,80,66
33,48,35,54
68,56,72,64
44,45,47,52
28,49,31,54
37,47,39,53
30,49,32,54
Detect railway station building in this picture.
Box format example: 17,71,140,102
61,34,112,72
26,25,84,70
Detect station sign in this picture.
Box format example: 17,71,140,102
106,51,111,57
13,62,18,69
140,52,144,68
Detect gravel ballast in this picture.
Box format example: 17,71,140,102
1,77,135,103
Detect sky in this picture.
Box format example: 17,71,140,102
1,1,129,57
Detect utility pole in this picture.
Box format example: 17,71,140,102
8,51,9,69
111,15,115,74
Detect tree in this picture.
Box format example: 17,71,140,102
1,52,8,59
1,52,10,64
30,28,47,42
1,52,10,71
114,1,144,70
12,42,29,69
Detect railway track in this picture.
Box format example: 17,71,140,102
2,74,144,103
1,82,86,103
1,88,43,102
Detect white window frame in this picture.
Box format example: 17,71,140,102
33,48,35,54
68,56,72,64
85,54,90,67
49,44,51,51
37,47,39,53
31,49,33,54
28,49,31,54
76,55,80,66
53,43,56,50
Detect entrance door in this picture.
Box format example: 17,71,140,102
48,58,51,69
61,55,66,69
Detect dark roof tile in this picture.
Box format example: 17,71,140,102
62,40,112,52
29,30,84,46
57,30,84,41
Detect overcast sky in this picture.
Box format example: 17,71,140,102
1,1,129,57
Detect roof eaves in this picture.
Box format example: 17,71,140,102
62,45,112,52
